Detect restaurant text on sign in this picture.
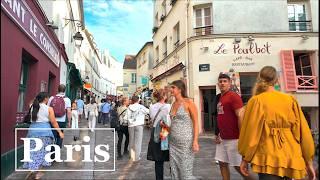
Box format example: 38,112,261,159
1,0,60,67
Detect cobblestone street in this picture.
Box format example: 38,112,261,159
6,118,250,180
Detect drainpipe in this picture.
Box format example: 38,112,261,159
185,0,190,96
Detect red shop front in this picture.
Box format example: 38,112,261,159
1,0,68,178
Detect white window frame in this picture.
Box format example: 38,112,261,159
173,22,180,46
162,37,167,58
194,5,212,28
287,2,311,32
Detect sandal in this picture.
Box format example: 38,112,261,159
34,172,44,180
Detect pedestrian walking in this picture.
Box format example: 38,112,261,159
214,73,254,180
168,80,199,179
23,92,64,179
48,84,71,159
76,97,85,121
147,89,171,180
97,99,105,123
71,101,79,141
127,95,149,162
238,66,316,180
116,97,130,160
101,99,111,126
87,99,98,132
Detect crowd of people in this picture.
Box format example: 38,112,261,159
22,66,317,180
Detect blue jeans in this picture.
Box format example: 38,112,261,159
101,113,110,125
50,122,65,159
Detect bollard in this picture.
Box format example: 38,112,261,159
65,140,83,168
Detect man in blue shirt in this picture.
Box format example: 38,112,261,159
76,97,85,120
101,98,111,126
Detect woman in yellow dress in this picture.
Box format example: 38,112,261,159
238,66,316,180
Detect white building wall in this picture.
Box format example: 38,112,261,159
211,0,289,33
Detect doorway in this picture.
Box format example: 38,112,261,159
200,87,216,132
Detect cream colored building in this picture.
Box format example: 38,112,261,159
136,42,154,92
152,0,319,134
123,55,137,98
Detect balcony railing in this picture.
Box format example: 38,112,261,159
297,75,318,90
163,51,167,58
194,25,213,36
289,20,312,32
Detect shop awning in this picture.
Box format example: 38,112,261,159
151,62,185,82
67,62,83,87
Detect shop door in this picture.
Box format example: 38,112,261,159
201,88,216,132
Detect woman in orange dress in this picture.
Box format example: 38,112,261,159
238,66,316,180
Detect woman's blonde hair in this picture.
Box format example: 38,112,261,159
252,66,278,95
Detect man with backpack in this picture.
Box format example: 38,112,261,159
48,84,72,149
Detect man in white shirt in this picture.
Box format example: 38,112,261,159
48,84,71,149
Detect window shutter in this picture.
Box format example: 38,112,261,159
280,50,297,91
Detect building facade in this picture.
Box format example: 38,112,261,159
136,42,153,100
1,0,69,178
100,49,123,96
123,55,137,98
152,0,319,133
37,0,84,102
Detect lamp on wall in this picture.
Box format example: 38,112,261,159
248,35,255,43
301,35,309,40
233,37,241,44
64,18,84,47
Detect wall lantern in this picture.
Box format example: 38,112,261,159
234,37,241,44
248,35,255,42
73,31,84,47
64,18,84,48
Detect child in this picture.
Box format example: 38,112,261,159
71,101,79,141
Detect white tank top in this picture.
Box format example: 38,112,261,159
35,103,50,122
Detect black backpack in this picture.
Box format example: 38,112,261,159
110,109,120,130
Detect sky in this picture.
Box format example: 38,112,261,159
83,0,153,62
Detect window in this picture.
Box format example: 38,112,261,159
17,60,29,112
239,73,258,104
294,52,316,90
155,46,159,64
154,12,158,27
162,0,166,16
131,73,136,83
163,37,167,58
288,3,311,31
281,50,317,91
194,6,213,35
173,22,180,47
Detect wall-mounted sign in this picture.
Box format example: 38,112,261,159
1,0,60,67
199,64,210,72
213,42,271,55
40,80,47,92
84,83,92,89
232,56,255,67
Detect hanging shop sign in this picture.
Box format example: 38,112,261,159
84,83,92,89
1,0,60,67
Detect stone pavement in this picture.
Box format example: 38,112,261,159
7,118,254,180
